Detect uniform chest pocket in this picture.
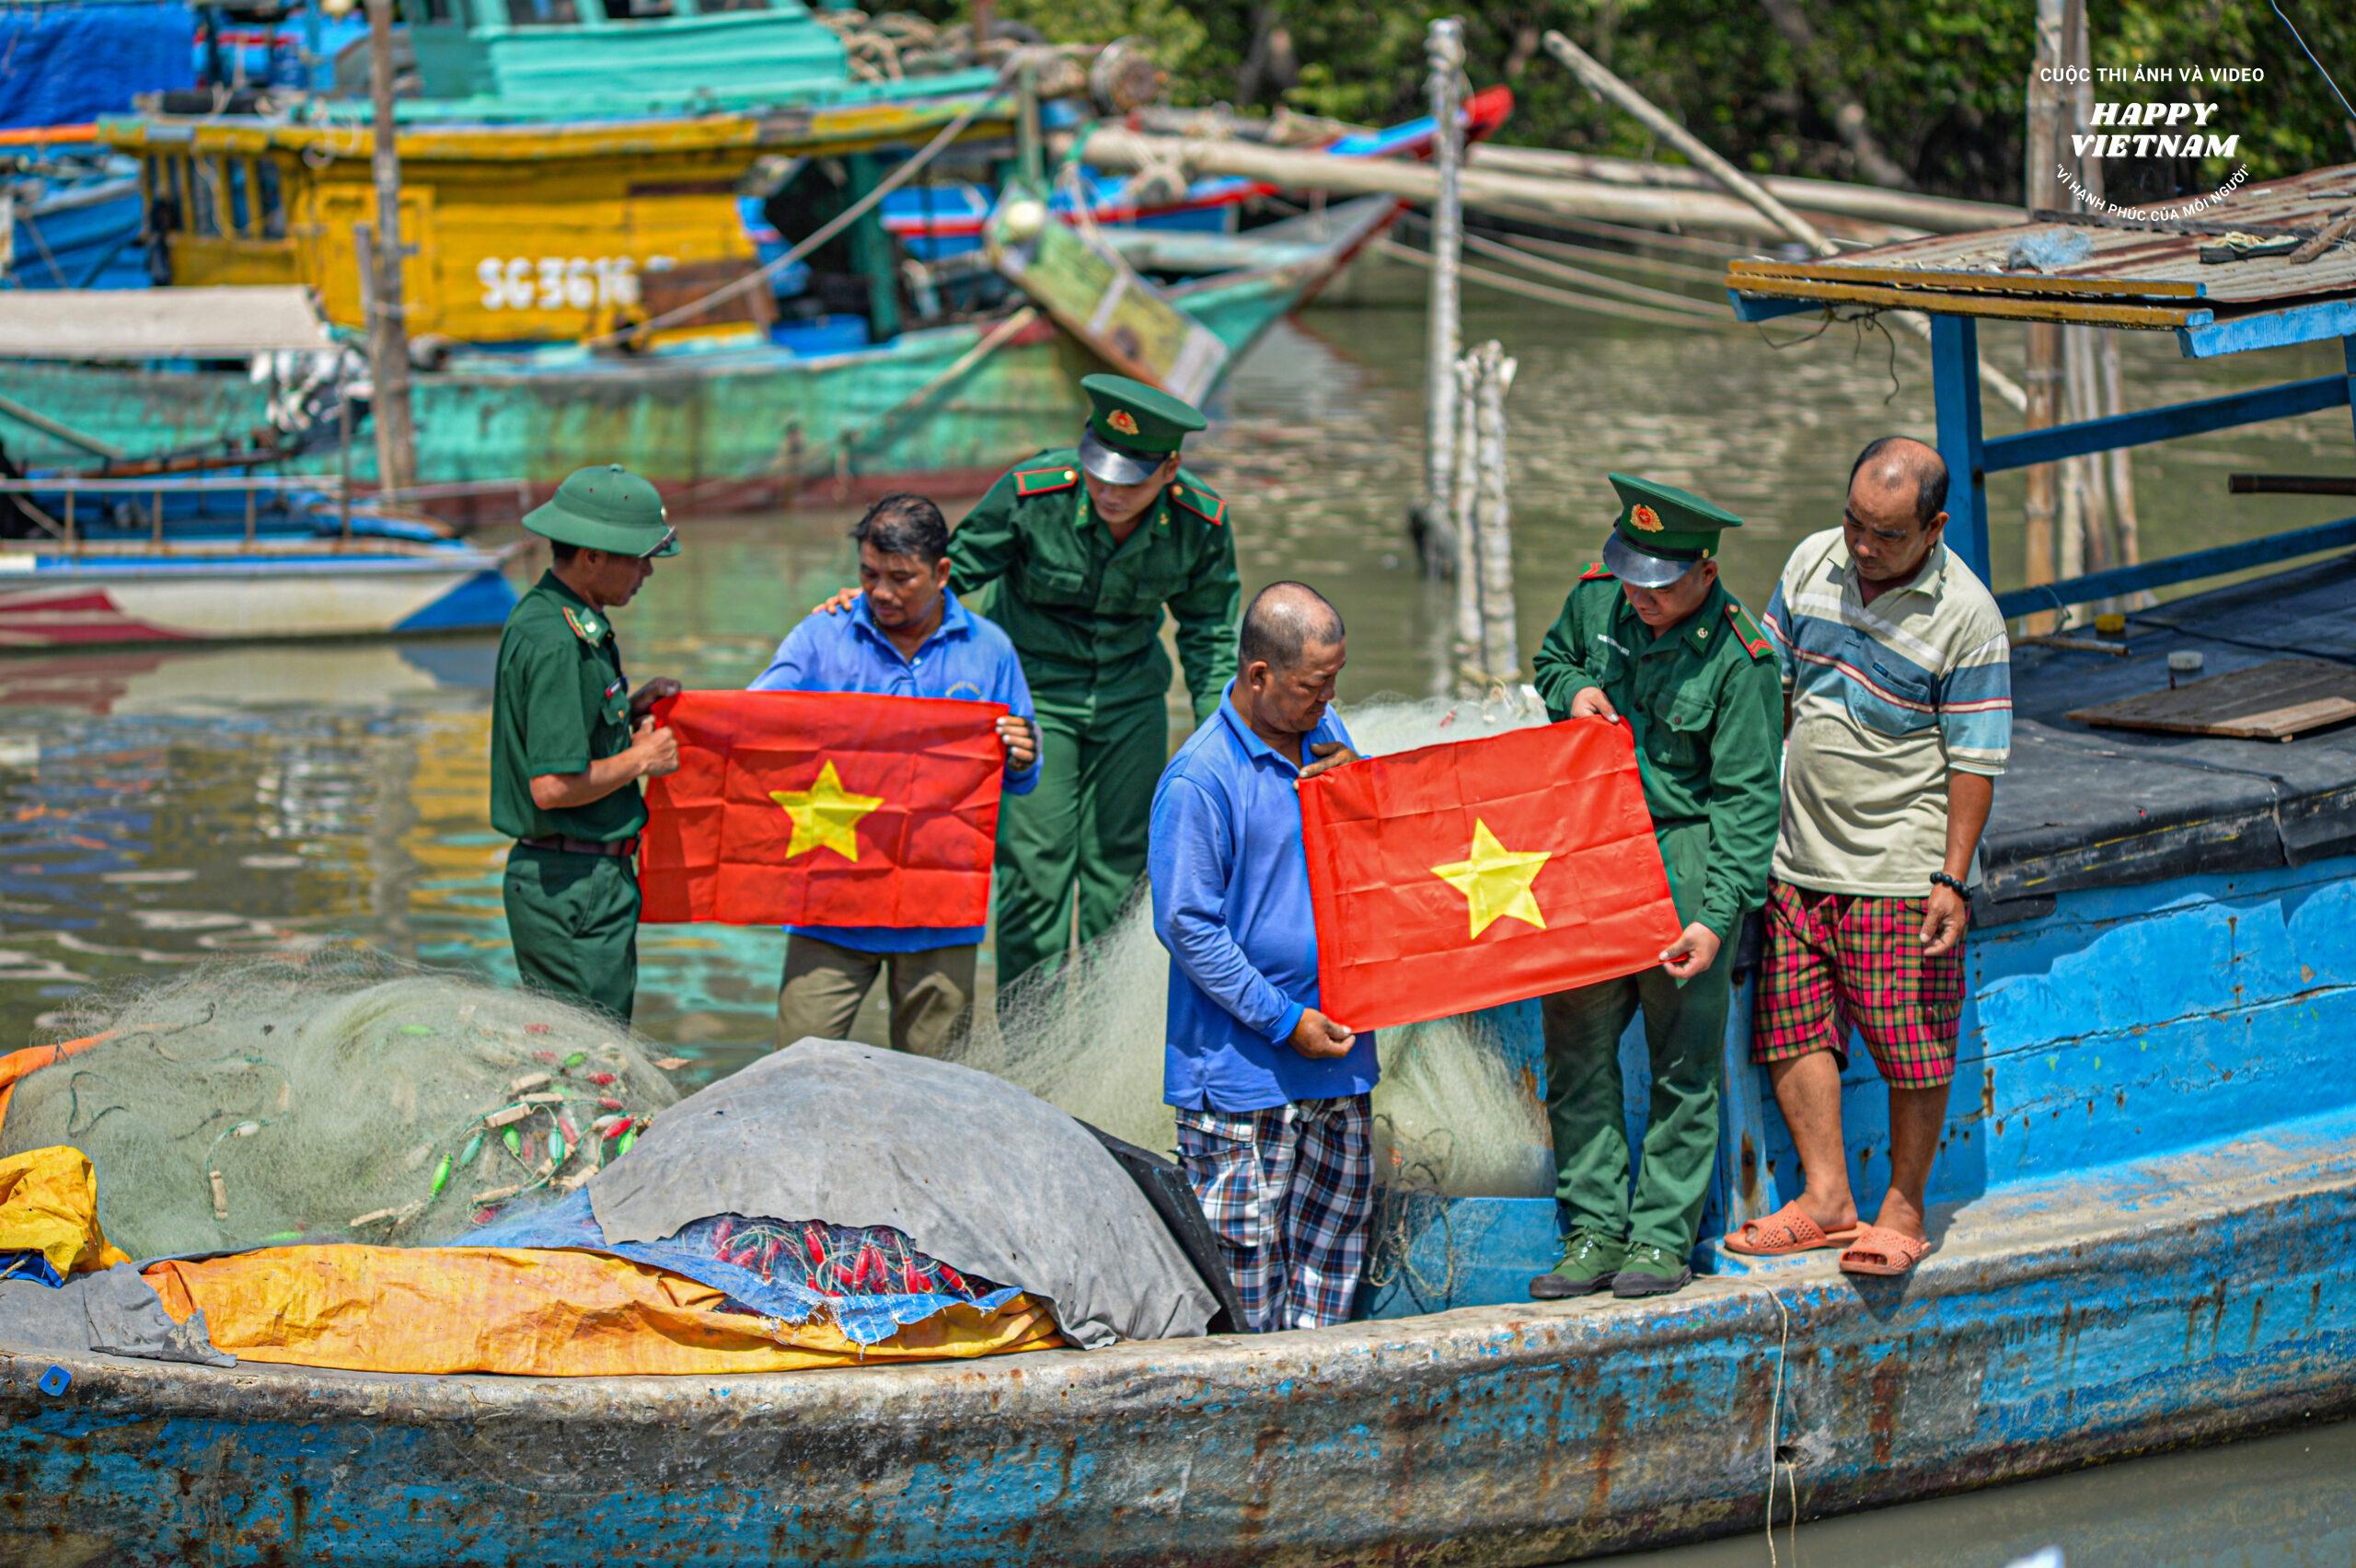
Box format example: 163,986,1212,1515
585,664,629,732
1019,560,1094,608
1651,686,1717,767
1101,563,1177,617
1847,656,1937,737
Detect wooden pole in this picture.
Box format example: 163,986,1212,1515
1472,341,1519,686
1464,143,2019,234
2022,0,2065,623
364,0,417,494
1418,17,1465,579
1449,352,1481,689
1076,126,1884,241
1538,29,2030,416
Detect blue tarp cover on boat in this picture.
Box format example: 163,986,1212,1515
0,4,197,130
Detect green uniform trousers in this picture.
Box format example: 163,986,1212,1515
503,844,640,1024
777,933,977,1058
1541,820,1727,1257
992,695,1167,989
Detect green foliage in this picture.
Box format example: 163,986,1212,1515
902,0,2356,202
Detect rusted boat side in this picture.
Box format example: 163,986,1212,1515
4,1104,2350,1567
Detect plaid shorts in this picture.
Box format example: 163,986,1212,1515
1174,1093,1373,1333
1751,880,1965,1090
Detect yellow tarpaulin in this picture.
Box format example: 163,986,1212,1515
144,1244,1066,1376
0,1145,132,1280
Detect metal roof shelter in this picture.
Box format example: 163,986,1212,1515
1725,162,2356,619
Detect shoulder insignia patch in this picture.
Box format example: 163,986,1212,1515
1170,482,1225,526
1578,561,1614,582
560,605,606,645
1013,465,1080,499
1724,600,1773,660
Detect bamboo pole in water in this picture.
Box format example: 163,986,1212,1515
1473,342,1520,687
1538,29,2031,417
1450,353,1482,689
2021,0,2066,626
1420,17,1465,580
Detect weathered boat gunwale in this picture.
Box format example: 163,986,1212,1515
5,1098,2350,1564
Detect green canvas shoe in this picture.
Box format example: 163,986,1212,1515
1611,1242,1693,1298
1530,1229,1627,1300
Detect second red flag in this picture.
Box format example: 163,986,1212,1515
1298,720,1683,1031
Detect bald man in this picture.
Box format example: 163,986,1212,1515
1149,582,1376,1331
1726,435,2011,1277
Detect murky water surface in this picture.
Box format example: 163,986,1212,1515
3,259,2350,1549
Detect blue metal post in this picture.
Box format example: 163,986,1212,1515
2344,336,2356,453
1931,314,1992,584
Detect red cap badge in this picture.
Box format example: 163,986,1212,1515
1630,503,1664,532
1108,409,1140,436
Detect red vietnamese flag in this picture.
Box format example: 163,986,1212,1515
1298,720,1683,1031
637,690,1008,927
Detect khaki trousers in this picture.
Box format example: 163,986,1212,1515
777,933,977,1057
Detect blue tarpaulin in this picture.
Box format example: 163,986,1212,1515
0,4,197,130
468,1190,1023,1346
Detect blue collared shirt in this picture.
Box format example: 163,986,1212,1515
1149,687,1379,1112
749,591,1038,953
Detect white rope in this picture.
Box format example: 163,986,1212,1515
582,54,1030,351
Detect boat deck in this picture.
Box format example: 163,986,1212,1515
1977,548,2356,914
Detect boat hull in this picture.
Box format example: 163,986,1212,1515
0,553,515,648
2,1106,2350,1565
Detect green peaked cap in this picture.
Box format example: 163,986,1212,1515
1601,472,1742,587
1077,373,1207,484
524,464,679,558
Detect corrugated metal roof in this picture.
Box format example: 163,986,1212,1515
1727,164,2356,325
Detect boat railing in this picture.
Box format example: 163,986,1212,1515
0,475,531,550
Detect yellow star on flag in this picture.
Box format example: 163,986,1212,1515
769,759,884,862
1431,818,1553,939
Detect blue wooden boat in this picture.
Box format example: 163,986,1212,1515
0,471,516,649
6,173,2356,1562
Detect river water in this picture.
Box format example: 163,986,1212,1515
2,254,2350,1555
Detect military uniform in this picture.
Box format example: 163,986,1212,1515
1528,476,1782,1298
490,465,679,1022
950,375,1240,989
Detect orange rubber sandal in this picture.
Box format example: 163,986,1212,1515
1838,1224,1934,1277
1723,1201,1862,1257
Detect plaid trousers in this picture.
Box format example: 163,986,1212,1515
1174,1093,1374,1332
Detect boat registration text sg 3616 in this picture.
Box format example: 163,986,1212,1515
478,257,645,312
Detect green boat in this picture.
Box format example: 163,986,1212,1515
0,198,1393,508
0,0,1382,510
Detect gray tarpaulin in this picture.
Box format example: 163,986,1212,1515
590,1039,1220,1348
0,1265,234,1366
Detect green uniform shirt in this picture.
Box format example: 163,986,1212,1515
948,448,1240,723
490,571,644,845
1530,569,1783,941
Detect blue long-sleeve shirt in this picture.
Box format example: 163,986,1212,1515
750,591,1038,953
1149,688,1379,1112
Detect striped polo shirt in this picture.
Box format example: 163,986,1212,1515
1761,528,2012,897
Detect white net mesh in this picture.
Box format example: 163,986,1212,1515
958,693,1556,1199
0,952,679,1259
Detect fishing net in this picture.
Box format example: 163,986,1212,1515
0,952,678,1261
959,692,1556,1200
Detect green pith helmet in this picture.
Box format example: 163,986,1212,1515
524,465,679,558
1600,473,1742,589
1077,373,1207,485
